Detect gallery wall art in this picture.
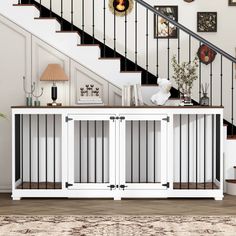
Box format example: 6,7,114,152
197,12,217,32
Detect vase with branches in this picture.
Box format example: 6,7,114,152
172,55,199,104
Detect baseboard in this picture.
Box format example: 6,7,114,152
0,186,11,193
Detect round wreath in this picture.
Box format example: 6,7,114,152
108,0,134,17
197,44,217,65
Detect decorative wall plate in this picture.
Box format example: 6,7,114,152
197,44,217,65
109,0,134,17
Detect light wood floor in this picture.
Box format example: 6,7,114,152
0,194,236,215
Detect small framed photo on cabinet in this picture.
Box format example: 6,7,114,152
197,12,217,32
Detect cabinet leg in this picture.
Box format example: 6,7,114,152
214,197,223,201
12,197,21,201
114,196,121,201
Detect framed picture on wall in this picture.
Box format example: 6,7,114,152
229,0,236,6
154,6,178,39
197,12,217,32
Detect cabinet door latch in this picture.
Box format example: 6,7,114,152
65,182,73,188
65,116,73,122
110,116,116,121
107,184,116,190
120,116,125,122
162,116,170,122
162,182,170,188
119,184,127,190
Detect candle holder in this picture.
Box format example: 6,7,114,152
32,87,44,107
23,76,35,107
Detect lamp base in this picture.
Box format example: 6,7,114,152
47,102,62,106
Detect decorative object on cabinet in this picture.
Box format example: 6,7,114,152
32,87,44,107
200,83,210,106
229,0,236,6
184,0,194,2
0,113,6,119
108,0,134,17
122,84,143,106
151,78,172,105
77,84,104,105
172,55,198,105
154,6,178,39
197,12,217,32
197,44,217,65
23,76,35,107
40,64,69,106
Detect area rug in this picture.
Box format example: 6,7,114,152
0,215,236,236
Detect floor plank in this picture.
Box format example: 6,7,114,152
1,194,236,215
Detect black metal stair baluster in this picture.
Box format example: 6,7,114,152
103,0,106,57
94,121,97,183
125,9,127,71
102,121,104,183
146,9,149,83
113,6,116,57
135,1,138,71
79,121,82,183
60,0,63,30
232,62,234,136
82,0,85,44
87,121,89,183
220,56,223,106
21,115,24,189
146,121,148,183
92,0,95,43
204,114,206,189
167,22,170,80
50,0,52,17
45,115,48,189
131,121,133,183
39,0,42,17
153,121,156,183
156,16,159,78
199,42,202,102
177,31,180,95
212,115,214,189
138,121,141,183
189,35,191,63
210,62,213,105
71,0,74,31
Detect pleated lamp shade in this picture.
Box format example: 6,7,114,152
40,64,69,81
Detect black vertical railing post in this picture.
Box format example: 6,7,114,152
124,9,128,71
196,114,198,189
103,0,106,57
94,121,97,183
45,115,48,189
29,114,31,189
212,115,214,189
156,18,159,78
92,0,95,43
50,0,52,17
82,0,85,44
39,0,42,17
131,121,133,183
167,22,170,80
199,42,202,102
138,121,141,183
210,62,213,106
179,115,182,189
79,121,82,183
204,114,206,189
232,62,234,136
87,121,89,183
145,9,149,83
102,121,104,183
153,121,156,183
113,6,116,57
53,115,56,189
189,35,191,63
71,0,74,31
37,115,39,189
177,31,180,64
60,0,63,31
135,1,138,71
220,56,223,106
146,121,148,182
21,115,24,189
187,115,190,189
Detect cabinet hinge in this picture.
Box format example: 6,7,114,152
65,182,73,188
162,116,170,122
162,182,170,188
65,116,73,122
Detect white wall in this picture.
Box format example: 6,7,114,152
36,0,236,124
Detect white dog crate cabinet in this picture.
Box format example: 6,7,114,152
12,106,224,200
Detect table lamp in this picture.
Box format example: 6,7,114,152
40,64,69,106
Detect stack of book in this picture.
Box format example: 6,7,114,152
77,96,104,106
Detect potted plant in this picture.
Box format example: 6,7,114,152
172,55,198,104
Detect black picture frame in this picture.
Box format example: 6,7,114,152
197,12,217,32
154,6,178,39
229,0,236,6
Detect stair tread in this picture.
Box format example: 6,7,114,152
13,3,40,10
226,179,236,183
35,17,60,24
78,44,100,47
